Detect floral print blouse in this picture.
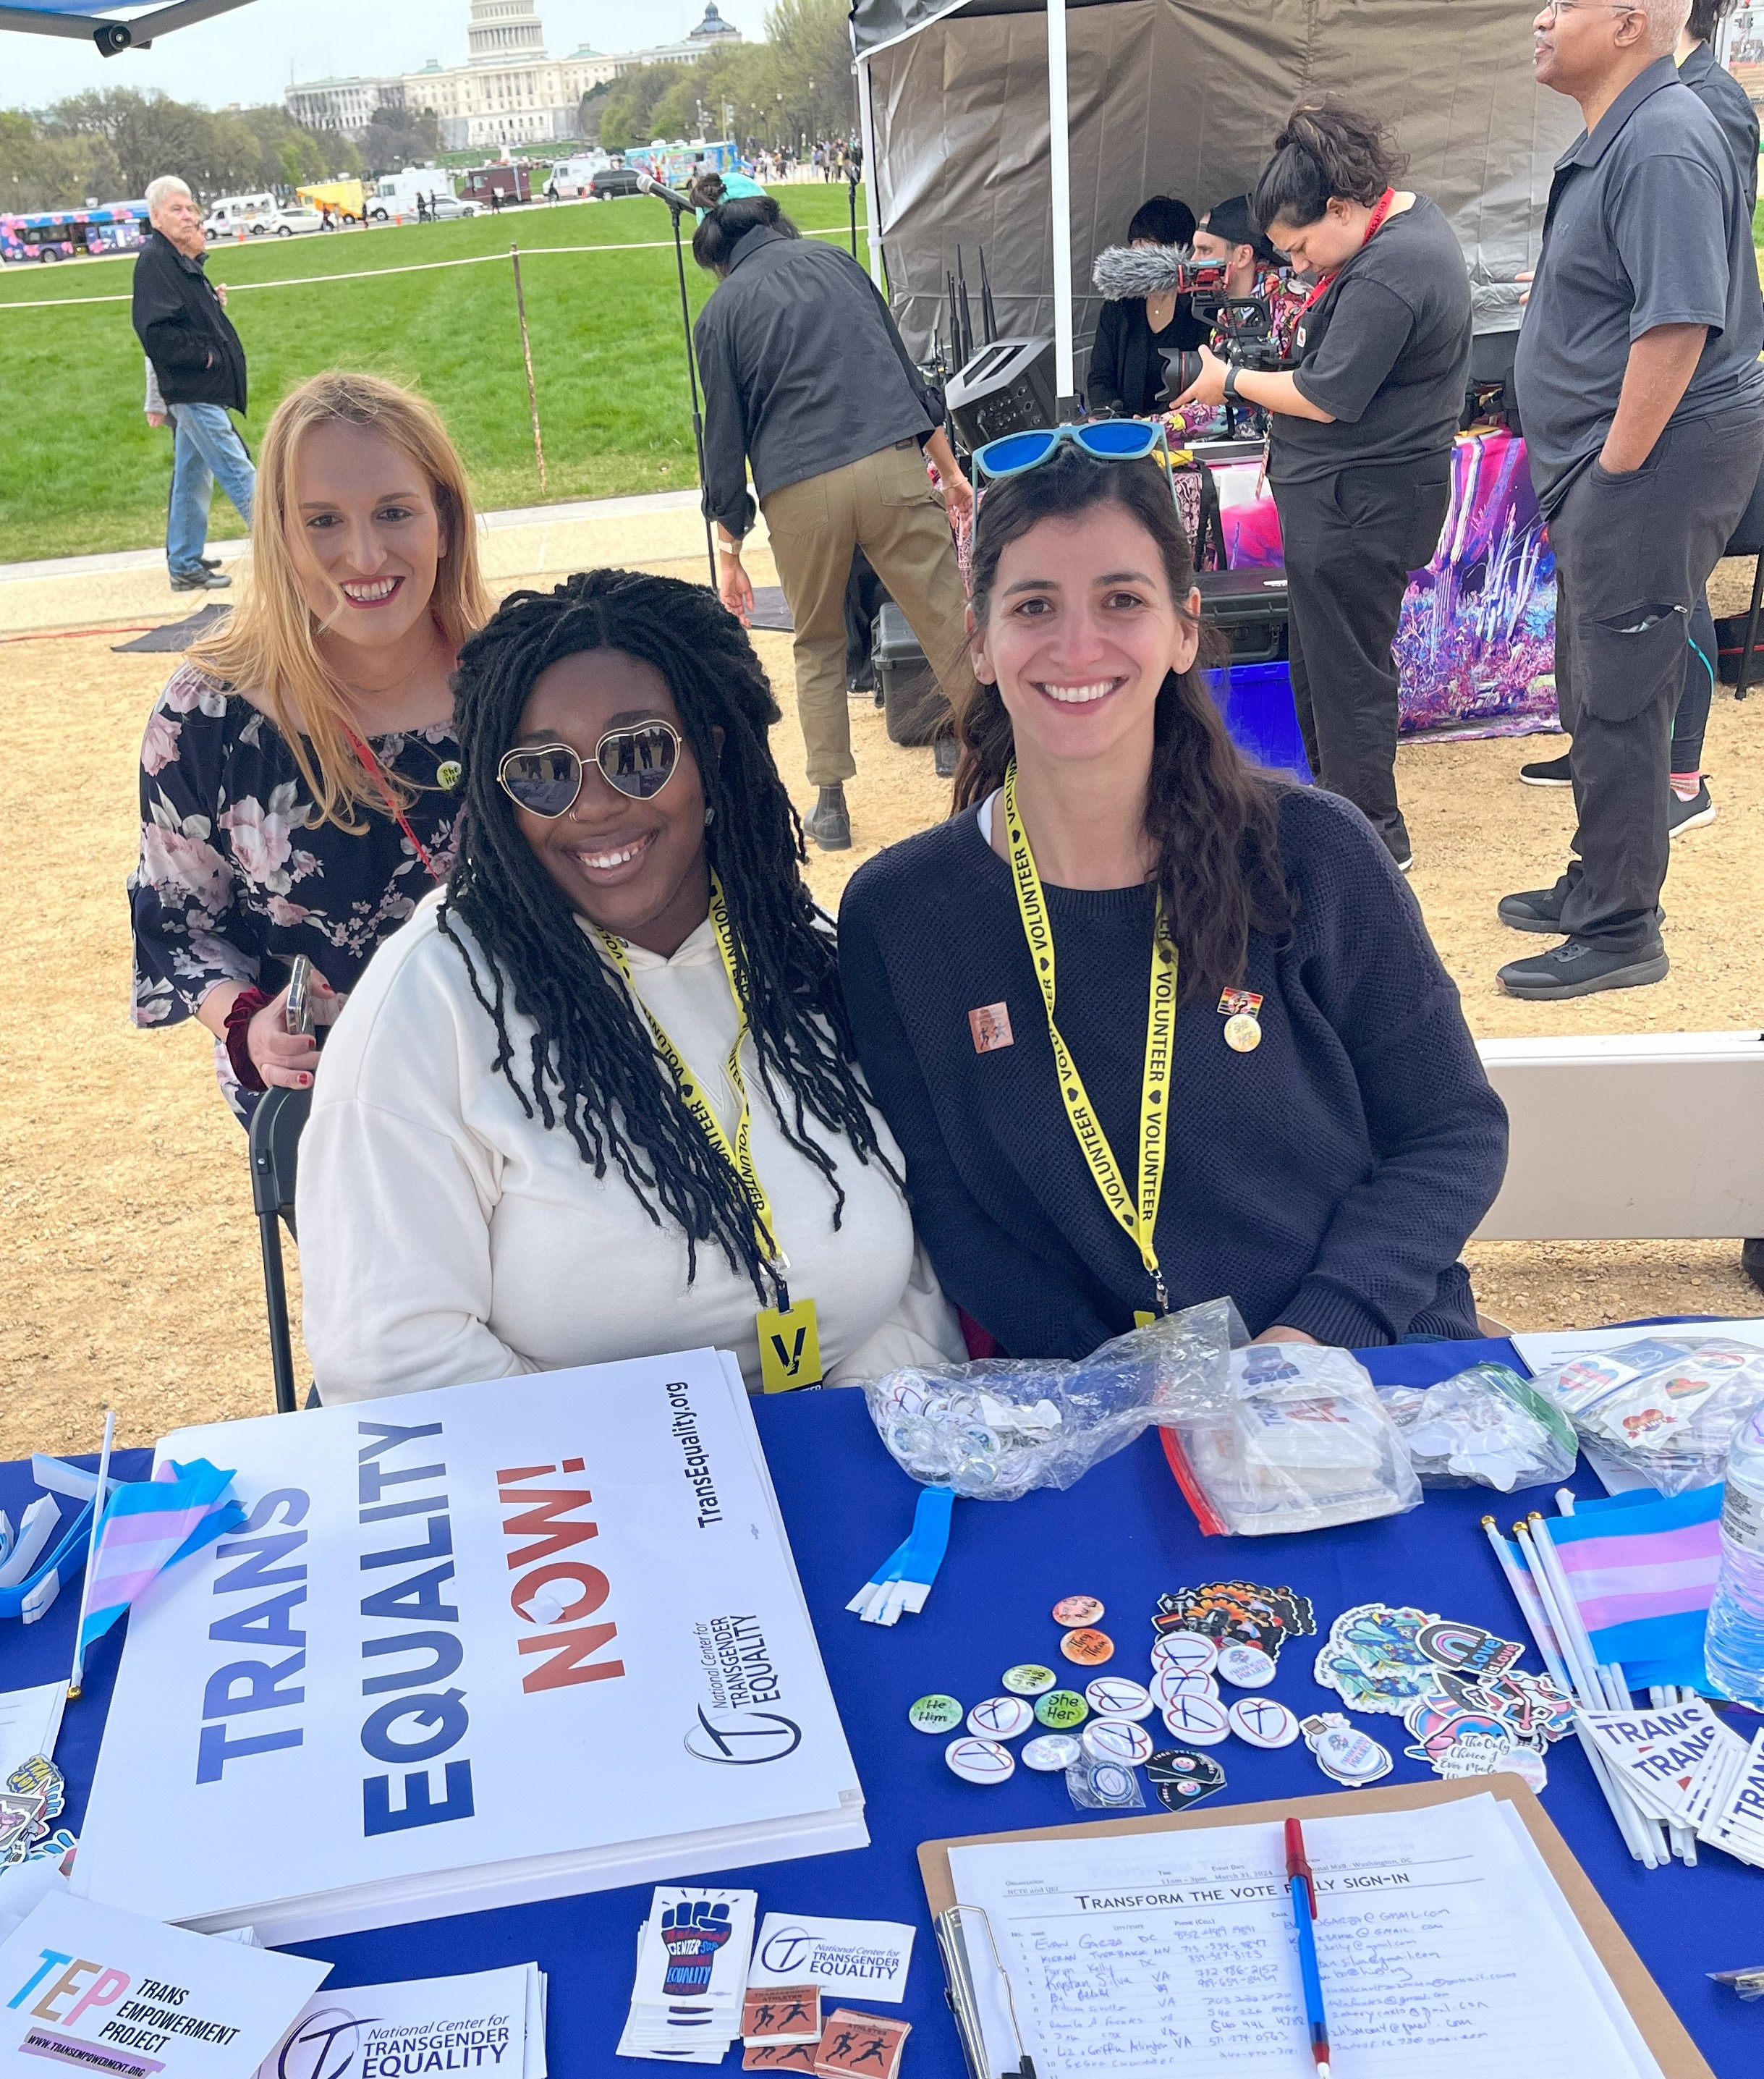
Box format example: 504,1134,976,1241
130,661,460,1119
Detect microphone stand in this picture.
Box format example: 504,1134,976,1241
653,188,720,594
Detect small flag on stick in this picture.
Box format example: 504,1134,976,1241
70,1459,245,1693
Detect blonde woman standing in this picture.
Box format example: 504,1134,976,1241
130,373,492,1118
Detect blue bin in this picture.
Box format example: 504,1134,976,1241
1205,661,1313,781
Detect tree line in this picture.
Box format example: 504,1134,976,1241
0,91,439,215
593,0,855,156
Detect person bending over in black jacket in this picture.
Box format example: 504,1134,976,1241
1086,195,1208,418
692,182,975,854
132,174,255,593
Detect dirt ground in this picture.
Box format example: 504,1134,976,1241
2,553,1760,1461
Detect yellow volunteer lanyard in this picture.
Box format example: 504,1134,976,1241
596,878,822,1392
1001,762,1177,1318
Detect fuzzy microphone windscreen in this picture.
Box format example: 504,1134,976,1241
1090,243,1195,300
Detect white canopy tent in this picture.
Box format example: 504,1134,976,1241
849,0,1579,406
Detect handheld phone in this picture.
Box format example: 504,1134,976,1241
285,954,314,1037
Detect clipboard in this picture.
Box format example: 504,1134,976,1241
919,1774,1713,2079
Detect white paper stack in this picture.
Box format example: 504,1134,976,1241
75,1350,865,1942
616,1887,757,2062
1579,1700,1764,1860
255,1963,547,2079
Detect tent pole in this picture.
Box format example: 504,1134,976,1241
1046,0,1078,418
855,44,886,290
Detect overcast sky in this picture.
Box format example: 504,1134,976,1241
2,0,762,111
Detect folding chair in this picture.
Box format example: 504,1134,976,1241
247,1085,311,1413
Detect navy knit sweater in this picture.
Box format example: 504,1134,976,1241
838,787,1508,1358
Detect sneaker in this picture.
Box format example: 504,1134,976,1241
1498,937,1669,1000
1498,887,1666,934
170,567,232,590
200,555,221,569
1668,782,1716,838
1394,855,1414,875
805,784,852,851
1519,751,1573,787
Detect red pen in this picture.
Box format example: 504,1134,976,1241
1285,1816,1331,2078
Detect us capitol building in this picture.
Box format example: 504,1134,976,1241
287,0,744,151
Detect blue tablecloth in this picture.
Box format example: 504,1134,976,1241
8,1337,1760,2077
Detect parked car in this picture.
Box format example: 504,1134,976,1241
428,195,481,221
588,167,644,200
251,207,325,237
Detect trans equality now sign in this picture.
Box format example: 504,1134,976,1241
73,1351,865,1942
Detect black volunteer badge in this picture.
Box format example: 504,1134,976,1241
684,1703,804,1765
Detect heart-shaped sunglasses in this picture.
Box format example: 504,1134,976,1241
496,720,682,817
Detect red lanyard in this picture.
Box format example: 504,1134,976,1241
1297,186,1397,318
340,722,440,880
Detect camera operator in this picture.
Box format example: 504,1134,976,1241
1176,193,1305,438
1498,0,1764,1000
1174,105,1472,869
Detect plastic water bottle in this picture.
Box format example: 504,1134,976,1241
1705,1408,1764,1706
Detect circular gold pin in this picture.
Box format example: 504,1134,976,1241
1224,1012,1262,1053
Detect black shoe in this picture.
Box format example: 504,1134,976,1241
200,555,221,569
1498,888,1566,933
1498,886,1666,934
1498,936,1669,999
1668,782,1716,839
170,567,232,590
1744,1237,1764,1298
1519,750,1572,787
806,784,852,851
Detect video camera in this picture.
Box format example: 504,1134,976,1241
1090,242,1294,404
1161,295,1293,399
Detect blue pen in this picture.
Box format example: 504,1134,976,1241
1284,1816,1331,2078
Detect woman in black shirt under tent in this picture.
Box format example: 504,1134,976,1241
1174,102,1473,872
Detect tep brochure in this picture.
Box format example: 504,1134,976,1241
74,1350,865,1942
0,1892,331,2077
254,1962,547,2079
942,1792,1665,2079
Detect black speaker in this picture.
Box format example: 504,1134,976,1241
946,338,1056,454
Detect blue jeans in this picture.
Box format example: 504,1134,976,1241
166,402,255,577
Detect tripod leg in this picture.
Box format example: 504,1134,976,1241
671,211,720,594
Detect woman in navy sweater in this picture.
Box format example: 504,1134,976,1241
838,439,1507,1358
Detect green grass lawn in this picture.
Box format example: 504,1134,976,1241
0,185,870,563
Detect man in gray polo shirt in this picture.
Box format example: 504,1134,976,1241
1501,0,1764,1000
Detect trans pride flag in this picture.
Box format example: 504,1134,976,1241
77,1460,245,1659
1550,1485,1724,1693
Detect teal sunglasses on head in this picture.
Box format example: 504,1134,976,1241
971,418,1171,481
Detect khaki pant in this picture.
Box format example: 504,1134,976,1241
761,440,973,787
